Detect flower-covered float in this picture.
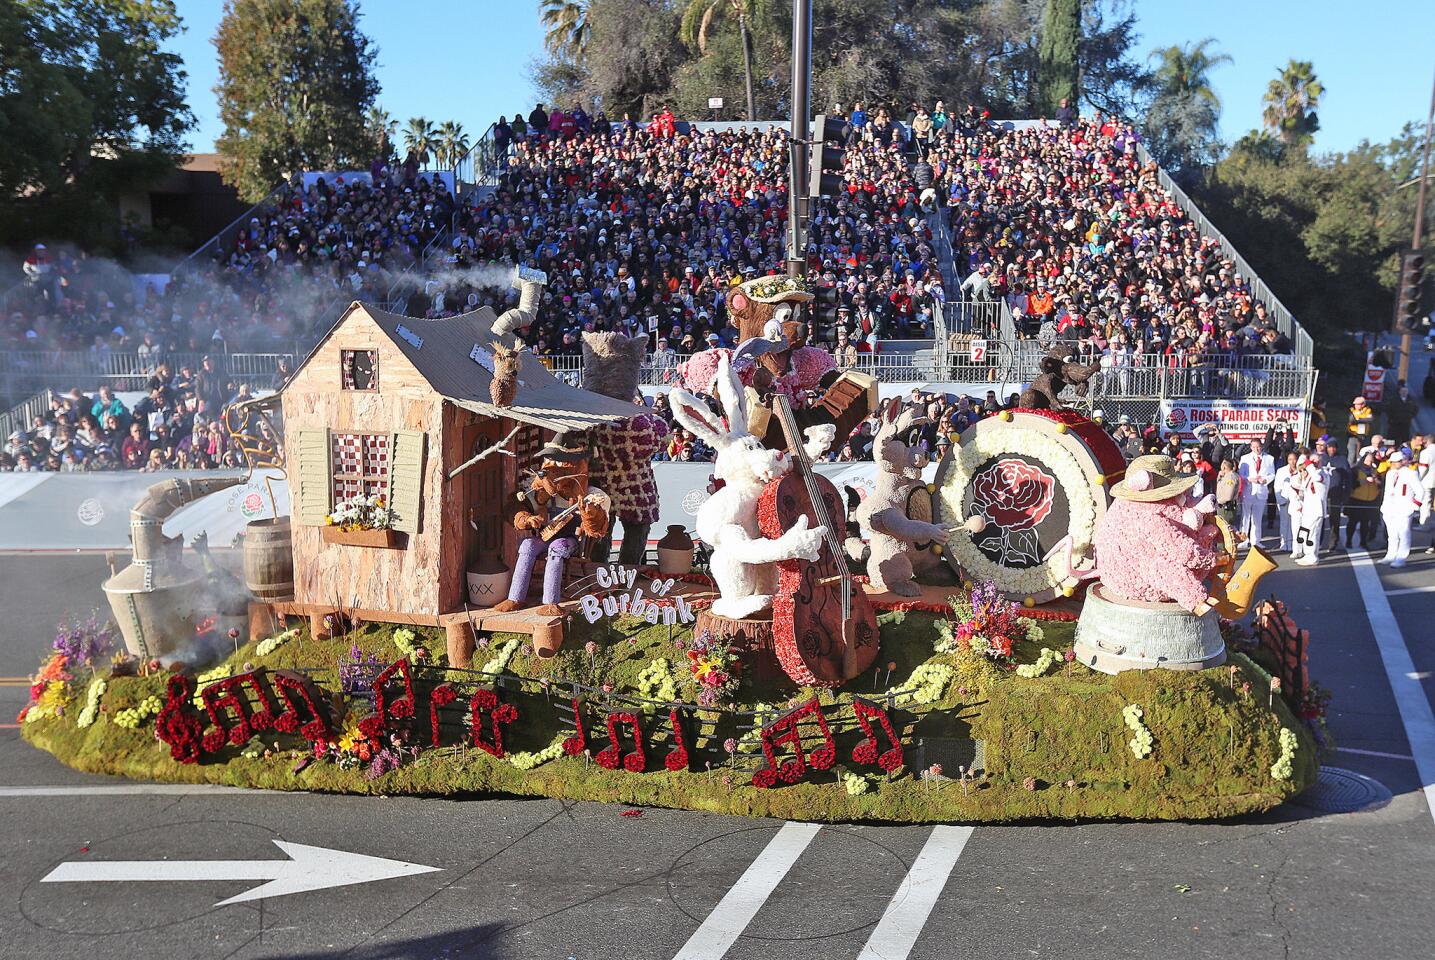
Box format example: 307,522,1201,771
22,557,1321,822
19,299,1323,823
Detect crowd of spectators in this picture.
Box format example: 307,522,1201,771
933,114,1293,369
1,355,286,473
416,107,943,356
4,160,458,357
4,100,1317,479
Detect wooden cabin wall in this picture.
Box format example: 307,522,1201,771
282,312,449,616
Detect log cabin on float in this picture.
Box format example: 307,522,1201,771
258,300,642,664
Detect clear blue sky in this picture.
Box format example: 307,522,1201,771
168,1,1433,155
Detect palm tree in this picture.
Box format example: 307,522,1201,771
403,117,436,169
680,0,766,121
366,105,399,158
1144,39,1232,179
1149,38,1231,111
539,0,590,60
436,121,470,169
1262,60,1323,147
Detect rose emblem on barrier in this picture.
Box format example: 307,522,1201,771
969,457,1056,568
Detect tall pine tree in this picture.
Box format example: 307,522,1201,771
214,0,380,201
1038,0,1080,117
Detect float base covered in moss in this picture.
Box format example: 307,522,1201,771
21,611,1318,823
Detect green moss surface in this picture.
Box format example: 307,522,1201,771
22,609,1318,823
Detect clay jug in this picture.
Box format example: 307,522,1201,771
467,553,511,607
655,524,695,575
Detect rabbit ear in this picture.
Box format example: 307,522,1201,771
668,389,726,448
714,354,749,438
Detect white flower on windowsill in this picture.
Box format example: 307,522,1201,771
325,493,395,532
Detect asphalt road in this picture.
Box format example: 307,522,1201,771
1,538,1433,959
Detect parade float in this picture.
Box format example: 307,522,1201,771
20,280,1324,822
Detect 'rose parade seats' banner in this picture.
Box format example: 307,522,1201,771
1159,400,1308,443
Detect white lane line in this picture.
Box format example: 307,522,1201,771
0,784,294,797
671,821,821,960
857,826,974,960
1336,746,1417,762
1350,550,1435,833
1387,585,1435,597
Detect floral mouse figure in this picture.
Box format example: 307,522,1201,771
493,431,610,618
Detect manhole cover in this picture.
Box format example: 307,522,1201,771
1292,766,1393,813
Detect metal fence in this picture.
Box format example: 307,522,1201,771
0,388,55,441
454,123,501,191
0,350,296,400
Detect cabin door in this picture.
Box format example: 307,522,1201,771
463,418,508,594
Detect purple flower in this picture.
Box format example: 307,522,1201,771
365,747,400,780
52,613,115,667
723,737,738,755
338,644,382,696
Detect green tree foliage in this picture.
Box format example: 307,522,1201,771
539,0,591,59
0,0,192,246
403,117,436,167
366,105,398,159
583,0,685,120
214,0,381,202
1198,122,1429,344
1038,0,1080,116
435,121,470,169
1142,38,1230,183
1262,59,1323,148
532,0,1148,124
680,0,767,120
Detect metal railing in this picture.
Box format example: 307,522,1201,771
536,348,1314,398
0,389,55,440
172,179,291,276
454,123,500,191
0,350,296,398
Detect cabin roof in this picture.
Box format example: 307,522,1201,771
286,301,641,432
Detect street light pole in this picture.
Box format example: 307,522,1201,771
787,0,812,277
1398,67,1435,384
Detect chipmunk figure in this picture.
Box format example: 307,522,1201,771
492,431,609,617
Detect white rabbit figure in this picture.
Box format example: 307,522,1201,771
669,355,827,619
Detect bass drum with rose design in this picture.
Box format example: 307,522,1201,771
933,409,1125,605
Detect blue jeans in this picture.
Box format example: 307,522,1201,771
508,534,576,605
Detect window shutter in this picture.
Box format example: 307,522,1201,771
388,430,426,533
292,428,332,526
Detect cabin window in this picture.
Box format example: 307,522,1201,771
332,432,389,501
341,349,377,390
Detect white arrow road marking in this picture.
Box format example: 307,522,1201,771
671,821,821,960
1351,551,1435,834
41,840,442,906
857,825,974,960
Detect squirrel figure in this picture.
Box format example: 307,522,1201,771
489,343,520,407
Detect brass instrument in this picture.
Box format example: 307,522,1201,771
1208,515,1276,619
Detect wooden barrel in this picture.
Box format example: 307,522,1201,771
244,518,294,602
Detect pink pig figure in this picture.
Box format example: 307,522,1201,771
1093,456,1223,614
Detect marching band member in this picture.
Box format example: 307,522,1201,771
1381,450,1425,568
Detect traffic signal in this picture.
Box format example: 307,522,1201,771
807,114,847,200
810,281,841,345
1398,248,1425,331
